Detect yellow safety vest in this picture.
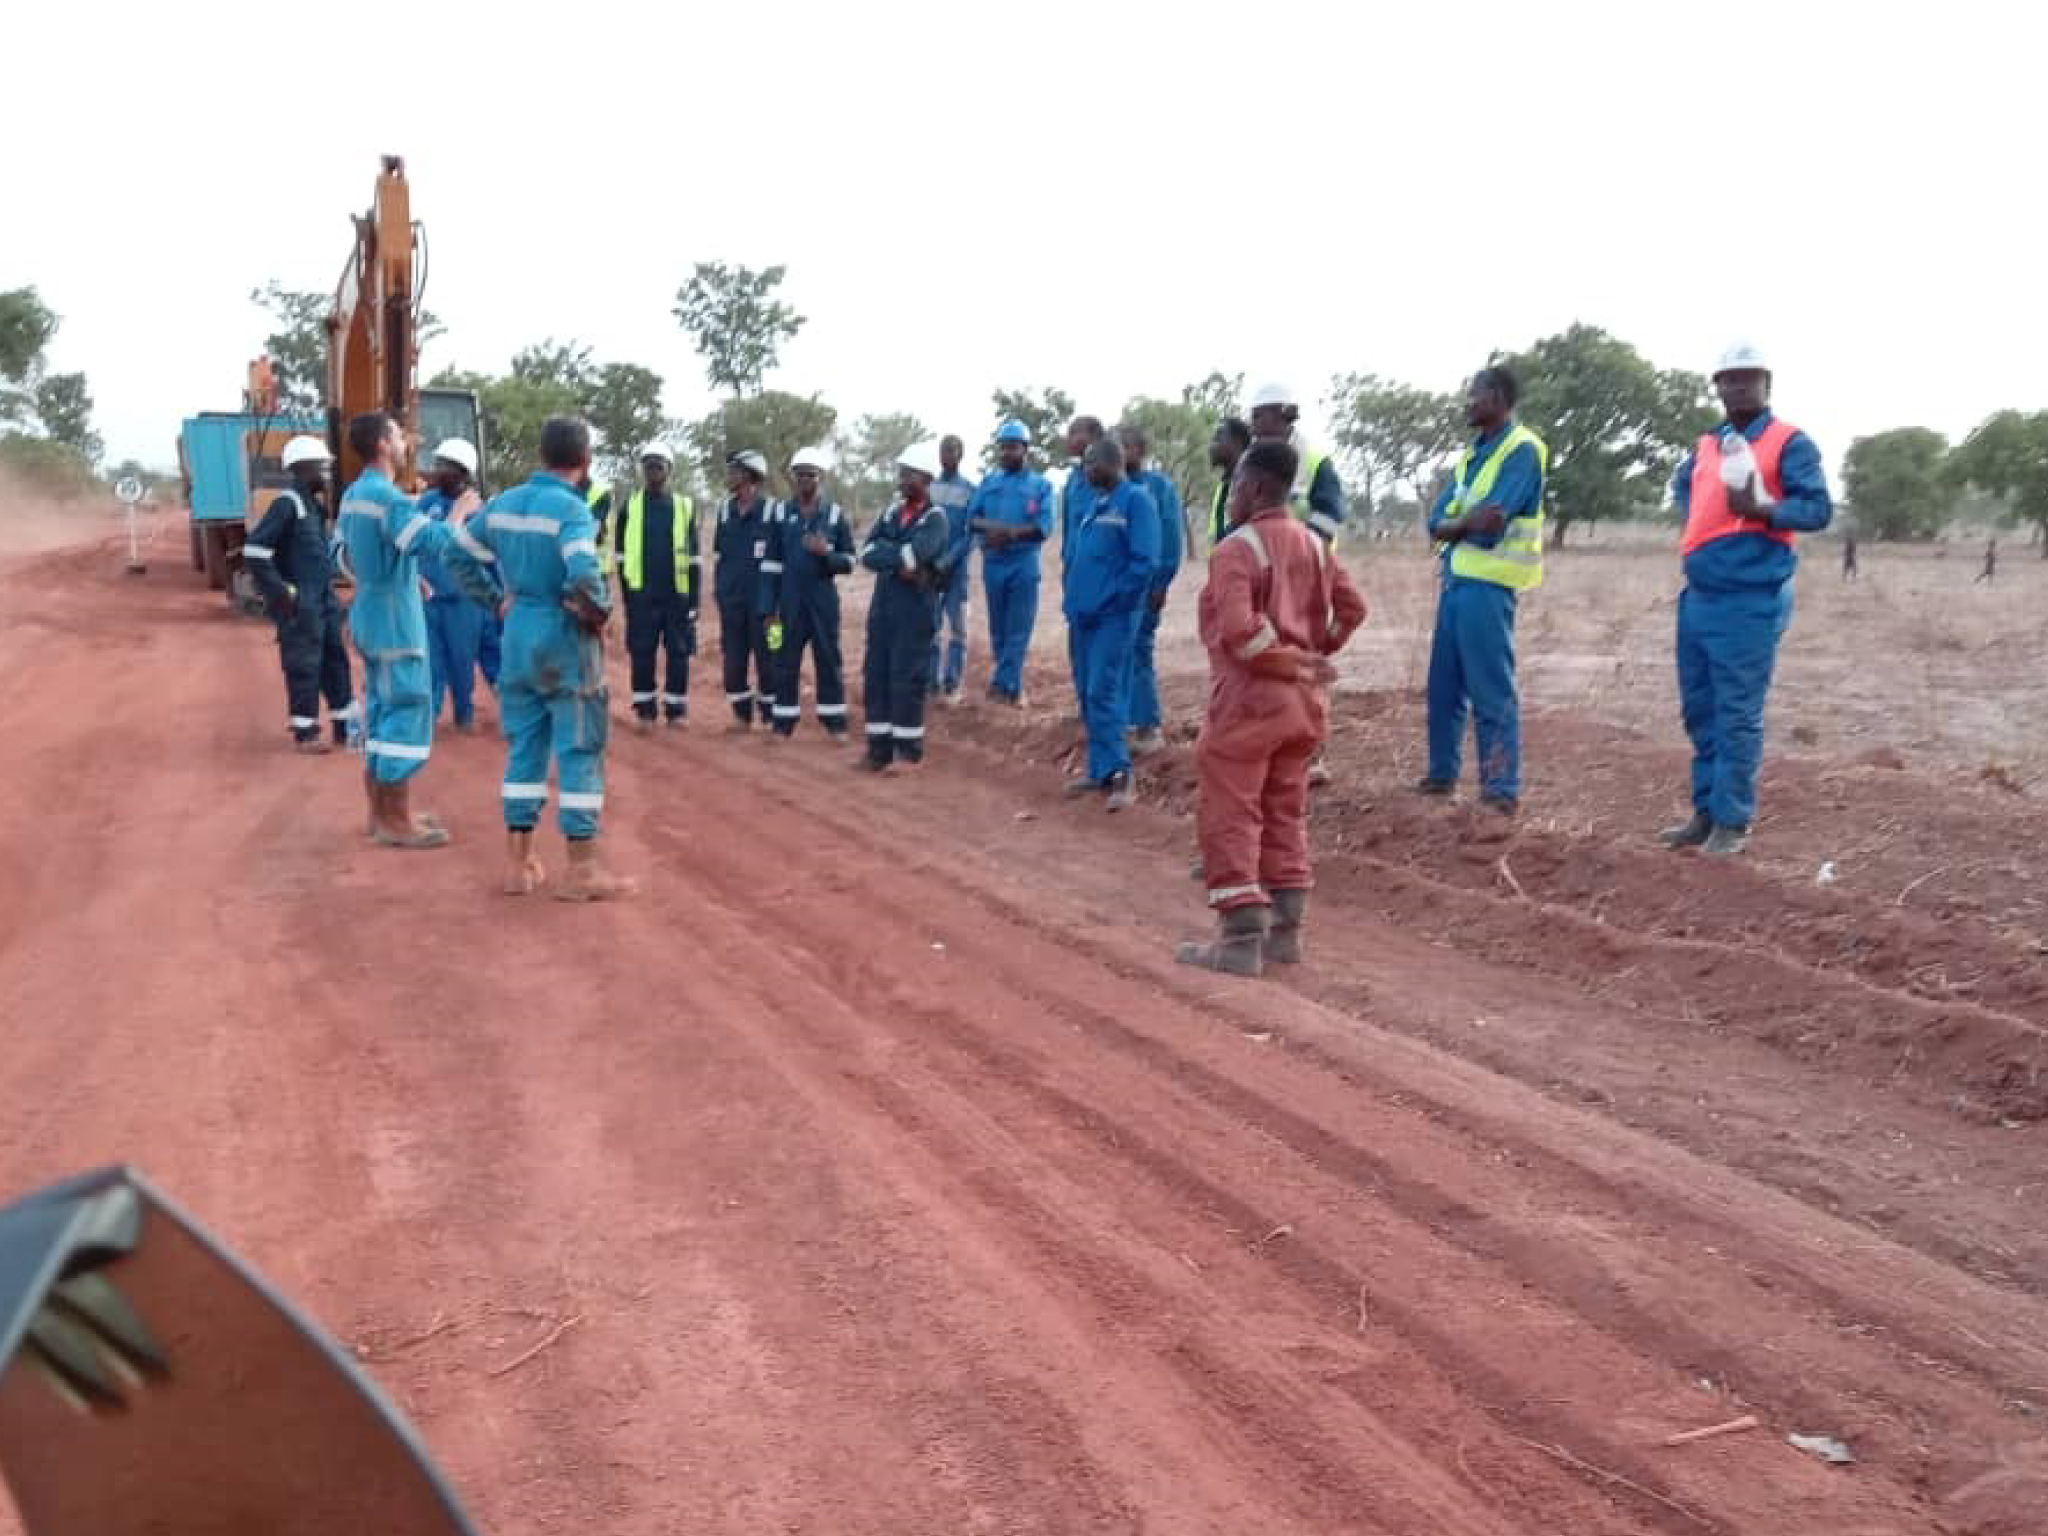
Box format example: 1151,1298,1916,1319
620,489,694,594
1445,424,1548,591
1212,448,1329,546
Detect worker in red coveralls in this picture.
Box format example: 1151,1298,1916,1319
1177,440,1366,977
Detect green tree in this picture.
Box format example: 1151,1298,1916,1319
1951,409,2048,555
1325,372,1464,517
1492,324,1715,546
1,288,59,424
685,390,837,501
834,411,928,521
33,372,100,463
585,362,670,478
1117,394,1214,526
0,287,100,476
987,384,1077,472
1842,427,1953,542
673,262,805,398
249,282,329,411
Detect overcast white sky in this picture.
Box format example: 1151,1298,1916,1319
6,0,2041,477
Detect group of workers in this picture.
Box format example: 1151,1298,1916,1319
242,344,1832,956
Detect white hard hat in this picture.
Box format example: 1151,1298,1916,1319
728,449,768,478
1713,342,1770,377
280,434,332,469
790,445,831,472
896,439,943,480
1249,381,1297,410
638,442,675,466
430,438,478,475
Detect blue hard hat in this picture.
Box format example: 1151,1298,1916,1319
995,419,1030,445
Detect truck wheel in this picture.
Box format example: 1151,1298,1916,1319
201,525,229,591
189,520,205,572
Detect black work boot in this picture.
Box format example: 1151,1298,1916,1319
1701,823,1750,857
1413,776,1455,797
1174,905,1270,977
1266,890,1309,964
1660,811,1712,849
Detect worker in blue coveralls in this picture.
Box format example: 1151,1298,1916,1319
928,434,978,703
856,440,953,773
242,433,355,754
1117,421,1184,759
1417,367,1549,816
417,438,488,733
767,444,857,741
443,414,633,902
1062,436,1158,812
967,419,1054,707
714,450,779,731
1060,415,1109,716
337,410,470,849
1660,343,1832,857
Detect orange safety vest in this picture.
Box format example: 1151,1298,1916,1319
1682,420,1800,556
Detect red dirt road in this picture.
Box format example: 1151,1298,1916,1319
2,533,2045,1536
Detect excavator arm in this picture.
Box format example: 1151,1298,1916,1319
326,155,421,490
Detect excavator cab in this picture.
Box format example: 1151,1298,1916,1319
0,1167,481,1536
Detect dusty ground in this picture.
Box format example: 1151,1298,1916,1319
1,518,2044,1536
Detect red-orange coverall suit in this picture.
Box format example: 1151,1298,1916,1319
1196,505,1366,911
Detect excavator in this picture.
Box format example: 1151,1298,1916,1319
176,156,484,610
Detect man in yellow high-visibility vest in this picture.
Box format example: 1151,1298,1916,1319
1418,367,1548,815
613,444,700,731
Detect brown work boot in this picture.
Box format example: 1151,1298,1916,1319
554,838,635,901
502,829,546,895
370,782,451,849
1265,889,1309,964
1174,905,1269,977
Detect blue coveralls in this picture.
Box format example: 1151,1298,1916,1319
443,473,612,840
1671,414,1833,829
1425,426,1544,801
714,493,779,725
770,497,857,736
338,468,459,785
1060,462,1091,707
417,487,488,728
967,466,1055,699
929,467,978,695
859,495,952,765
1126,468,1184,732
1063,478,1159,785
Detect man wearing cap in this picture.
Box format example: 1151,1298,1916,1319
968,419,1055,705
243,434,355,753
928,434,979,703
1063,438,1158,811
1661,345,1833,857
857,442,952,772
614,444,699,732
417,439,489,733
1117,422,1185,758
336,410,471,848
714,450,779,731
769,446,857,740
1248,384,1346,544
1419,367,1548,816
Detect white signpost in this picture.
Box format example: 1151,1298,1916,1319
115,476,147,575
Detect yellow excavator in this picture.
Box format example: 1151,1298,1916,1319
177,156,482,605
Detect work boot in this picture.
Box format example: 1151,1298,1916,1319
371,782,451,850
330,717,350,747
883,755,925,776
726,717,752,735
1659,811,1712,849
502,829,546,895
553,838,635,901
1701,823,1750,857
1307,754,1333,789
1062,774,1098,799
1174,905,1269,977
634,714,655,736
1413,776,1455,798
1266,889,1309,964
294,735,332,756
1129,727,1165,758
1478,792,1519,817
1104,771,1135,812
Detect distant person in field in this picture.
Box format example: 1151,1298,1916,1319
1416,366,1549,816
1976,537,1998,584
1661,344,1834,858
243,435,356,753
1177,441,1366,976
1841,530,1858,581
